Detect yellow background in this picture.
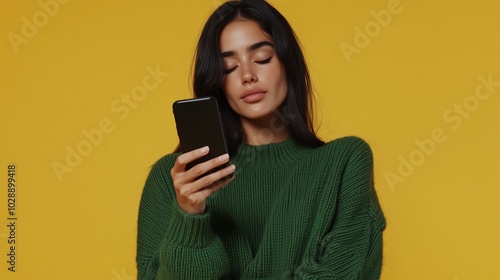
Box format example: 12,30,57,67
1,0,499,279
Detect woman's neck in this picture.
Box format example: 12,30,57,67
241,116,290,146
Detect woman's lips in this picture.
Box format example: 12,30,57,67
241,88,267,103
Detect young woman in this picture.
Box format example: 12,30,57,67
137,1,386,279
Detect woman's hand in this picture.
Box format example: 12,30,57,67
171,146,236,215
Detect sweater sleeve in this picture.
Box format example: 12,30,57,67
136,156,231,280
294,137,386,279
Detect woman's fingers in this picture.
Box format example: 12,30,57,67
184,170,236,208
175,165,235,215
171,146,236,215
185,153,230,180
182,162,235,197
171,146,210,174
196,172,235,200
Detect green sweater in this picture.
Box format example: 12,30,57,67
137,136,386,279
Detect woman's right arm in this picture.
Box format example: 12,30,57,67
136,147,235,280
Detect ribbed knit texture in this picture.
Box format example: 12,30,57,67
137,136,386,279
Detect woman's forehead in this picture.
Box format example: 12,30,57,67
219,20,273,53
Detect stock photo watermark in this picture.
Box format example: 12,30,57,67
385,74,500,191
3,164,18,272
51,65,169,183
7,0,71,54
340,0,409,63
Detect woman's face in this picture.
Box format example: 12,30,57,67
220,19,287,123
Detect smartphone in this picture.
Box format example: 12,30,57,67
173,96,230,175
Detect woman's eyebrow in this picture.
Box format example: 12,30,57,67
248,41,274,52
221,41,274,58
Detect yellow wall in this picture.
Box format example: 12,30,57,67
1,0,499,279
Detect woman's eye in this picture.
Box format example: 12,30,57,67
255,57,272,64
223,66,237,74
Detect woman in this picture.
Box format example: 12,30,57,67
137,0,386,279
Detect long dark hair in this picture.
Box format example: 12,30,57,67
176,0,324,155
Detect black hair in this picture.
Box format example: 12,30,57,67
176,0,324,155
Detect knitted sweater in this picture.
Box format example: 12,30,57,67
137,136,386,279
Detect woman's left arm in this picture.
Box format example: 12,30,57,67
294,138,387,280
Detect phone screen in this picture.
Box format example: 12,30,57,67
172,96,230,173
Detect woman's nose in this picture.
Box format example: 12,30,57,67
240,63,258,84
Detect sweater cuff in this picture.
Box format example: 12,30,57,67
165,203,216,248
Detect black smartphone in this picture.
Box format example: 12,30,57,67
173,96,230,175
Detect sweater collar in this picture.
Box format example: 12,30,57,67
232,138,311,169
